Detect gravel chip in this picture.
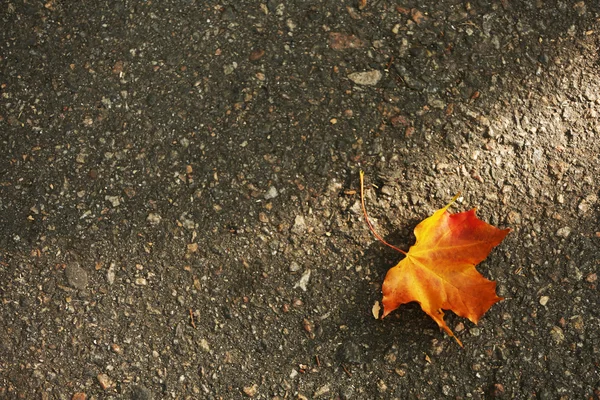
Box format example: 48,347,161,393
65,263,89,290
442,384,451,396
135,277,148,286
97,373,114,390
337,341,363,364
556,227,572,238
349,200,362,215
490,383,505,397
107,263,116,285
249,49,265,61
105,195,120,207
130,385,153,400
348,70,382,86
289,261,301,272
578,194,597,214
147,213,162,225
179,213,195,229
313,384,330,398
243,384,258,397
329,32,365,50
264,186,279,200
293,269,311,292
550,326,565,345
198,338,210,352
291,215,307,235
380,185,394,196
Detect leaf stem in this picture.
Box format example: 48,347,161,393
443,192,462,210
359,171,407,255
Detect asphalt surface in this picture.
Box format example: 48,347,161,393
1,1,599,399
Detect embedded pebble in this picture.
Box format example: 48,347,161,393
264,186,279,200
313,384,330,398
105,195,120,207
199,338,210,352
380,185,394,196
339,385,355,399
570,315,585,332
348,70,382,86
490,383,505,397
107,263,116,285
578,194,597,214
372,301,381,319
293,269,311,292
243,384,258,397
550,326,565,345
556,227,571,238
258,212,269,223
377,380,388,393
110,343,122,354
539,296,549,306
223,62,237,75
97,373,114,390
337,341,363,364
130,385,152,400
135,277,148,286
291,215,307,235
286,18,296,31
442,385,451,396
329,32,365,50
289,261,301,272
349,200,362,215
147,213,162,225
179,214,195,229
65,263,89,290
428,97,446,109
249,49,265,61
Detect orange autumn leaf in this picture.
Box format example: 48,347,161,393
359,172,510,346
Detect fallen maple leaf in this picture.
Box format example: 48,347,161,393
360,172,510,346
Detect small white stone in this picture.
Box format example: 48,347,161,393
243,384,258,397
348,70,382,86
372,301,381,319
539,296,549,306
313,384,330,398
105,195,120,207
135,277,148,286
264,186,278,200
107,263,116,285
294,269,311,292
199,338,210,352
578,194,597,213
291,215,307,235
556,227,571,238
286,19,296,31
350,200,362,215
289,261,301,272
147,213,162,225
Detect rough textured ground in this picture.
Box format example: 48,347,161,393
1,1,599,399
